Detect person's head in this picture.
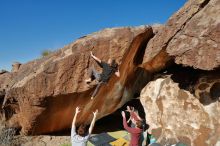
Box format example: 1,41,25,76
135,120,143,129
77,124,87,136
108,59,118,68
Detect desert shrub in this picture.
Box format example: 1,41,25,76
0,127,16,146
0,122,27,146
41,49,53,57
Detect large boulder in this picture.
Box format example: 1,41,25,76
143,0,220,70
11,62,22,73
0,71,13,122
0,71,12,100
3,26,153,134
140,77,220,146
2,0,220,141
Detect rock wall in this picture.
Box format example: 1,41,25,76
2,26,154,135
0,72,12,104
143,0,220,70
1,1,220,143
140,77,220,146
139,0,220,145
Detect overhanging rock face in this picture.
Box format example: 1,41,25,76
143,0,220,70
3,26,153,135
1,1,220,143
139,0,220,145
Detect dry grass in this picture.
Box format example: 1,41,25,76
0,127,16,145
0,115,27,146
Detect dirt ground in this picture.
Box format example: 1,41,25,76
1,135,71,146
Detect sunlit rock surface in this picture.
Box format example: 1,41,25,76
1,0,220,141
0,72,12,103
143,0,220,70
2,26,153,135
140,77,220,146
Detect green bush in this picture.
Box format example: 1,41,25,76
41,50,53,57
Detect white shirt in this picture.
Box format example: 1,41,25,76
71,127,90,146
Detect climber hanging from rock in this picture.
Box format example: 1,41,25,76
85,51,120,99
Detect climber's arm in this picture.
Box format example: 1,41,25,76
88,109,98,135
90,51,101,64
72,107,80,129
115,69,120,77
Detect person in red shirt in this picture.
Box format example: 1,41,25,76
121,110,143,146
126,106,142,126
126,106,149,145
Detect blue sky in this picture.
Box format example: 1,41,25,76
0,0,186,71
